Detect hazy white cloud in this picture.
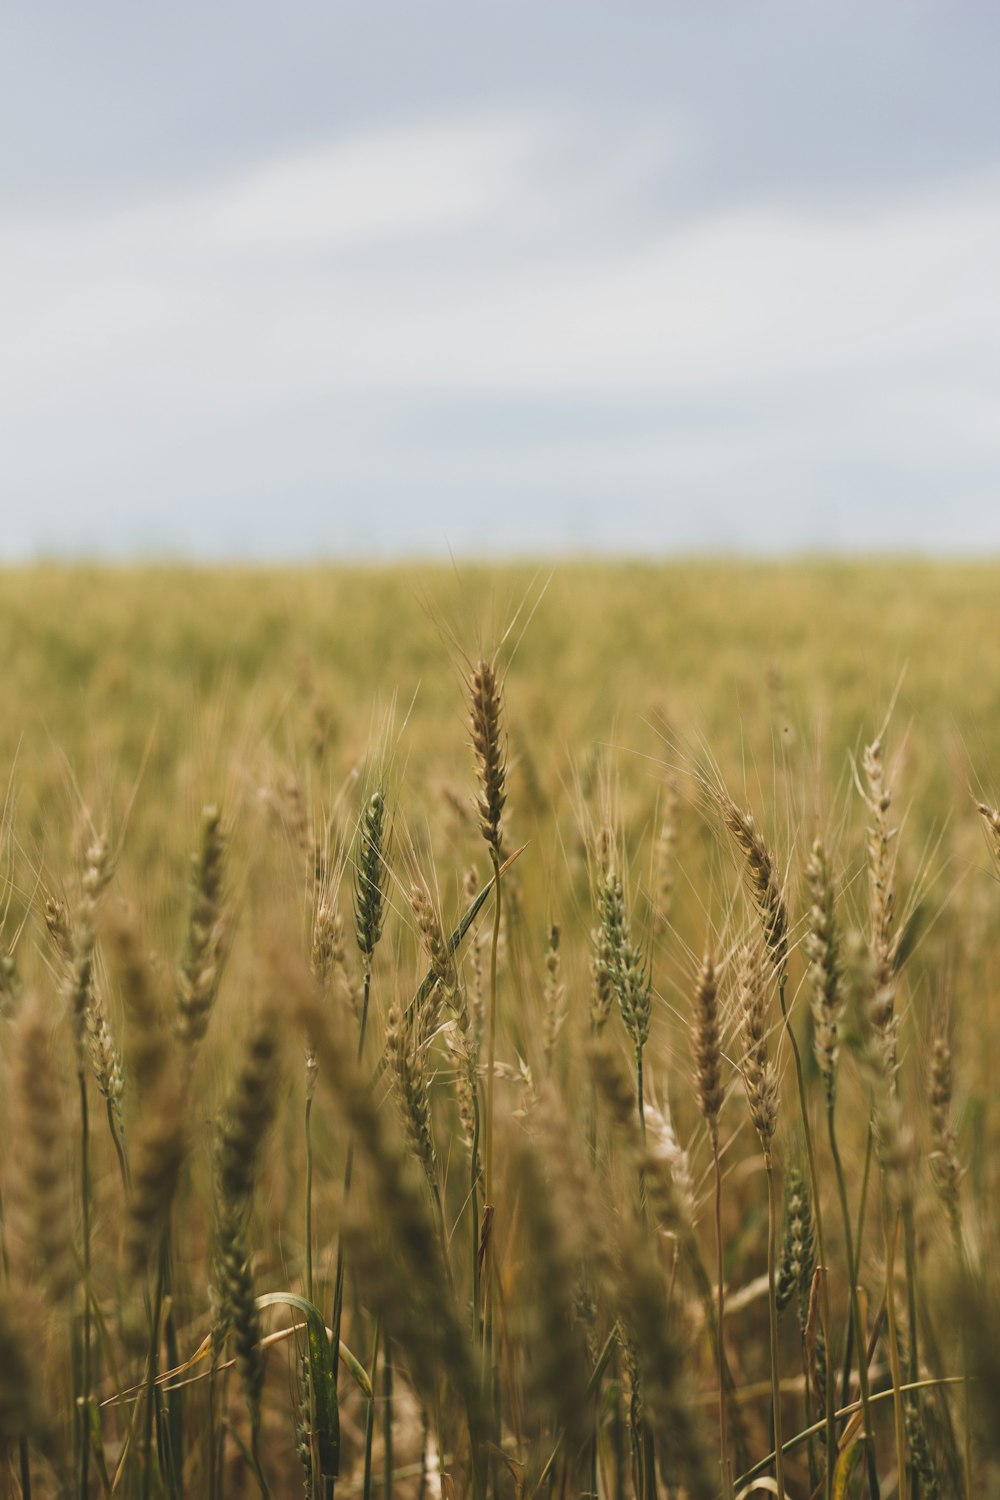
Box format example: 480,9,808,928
204,117,556,252
1,106,999,555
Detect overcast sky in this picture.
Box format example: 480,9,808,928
2,2,999,559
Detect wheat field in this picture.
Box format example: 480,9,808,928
1,560,998,1500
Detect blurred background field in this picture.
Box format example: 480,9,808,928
6,559,1000,842
2,558,1000,1497
6,559,1000,1167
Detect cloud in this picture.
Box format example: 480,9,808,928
1,109,998,554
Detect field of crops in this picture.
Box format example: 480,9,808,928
1,561,999,1500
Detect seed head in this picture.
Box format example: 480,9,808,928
928,1035,962,1228
738,943,778,1152
468,658,506,860
977,801,1000,863
691,952,723,1137
596,867,650,1052
354,787,389,970
862,736,897,992
542,922,566,1073
720,794,788,974
176,804,227,1048
409,879,456,1004
215,1004,281,1208
874,1088,915,1210
776,1166,815,1325
805,839,842,1097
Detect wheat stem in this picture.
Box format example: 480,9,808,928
330,966,373,1473
484,850,501,1209
713,1136,733,1500
19,1437,32,1499
774,972,835,1500
382,1328,393,1500
304,1095,315,1306
141,1244,166,1500
77,1067,93,1500
362,1319,381,1500
883,1199,909,1499
765,1156,786,1500
482,847,502,1493
827,1098,881,1499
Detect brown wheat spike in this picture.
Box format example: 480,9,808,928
296,972,484,1447
307,891,349,1098
307,894,338,1096
310,896,338,990
645,1097,696,1231
8,993,77,1308
541,922,566,1073
863,738,897,978
616,1329,644,1484
176,803,227,1048
719,793,788,974
440,781,474,831
126,1103,187,1282
296,648,335,765
0,948,23,1019
215,1210,266,1425
215,998,282,1208
615,1224,718,1500
446,989,480,1165
738,943,778,1155
105,907,171,1095
862,737,900,1072
43,893,73,964
928,1034,963,1230
213,997,283,1430
0,1296,42,1454
594,823,614,879
50,874,126,1126
409,877,456,1006
280,772,323,886
805,839,843,1098
976,801,1000,863
68,833,114,1056
510,1112,592,1459
532,1086,614,1286
904,1400,943,1499
587,1041,691,1243
386,1002,438,1196
586,1036,639,1134
468,656,506,859
104,909,188,1275
874,1087,916,1212
654,778,679,932
338,1208,484,1462
315,897,362,1026
463,864,486,1043
85,990,126,1130
691,951,723,1140
48,876,125,1116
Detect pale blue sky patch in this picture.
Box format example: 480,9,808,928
2,2,998,557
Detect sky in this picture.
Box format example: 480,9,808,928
2,2,999,559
